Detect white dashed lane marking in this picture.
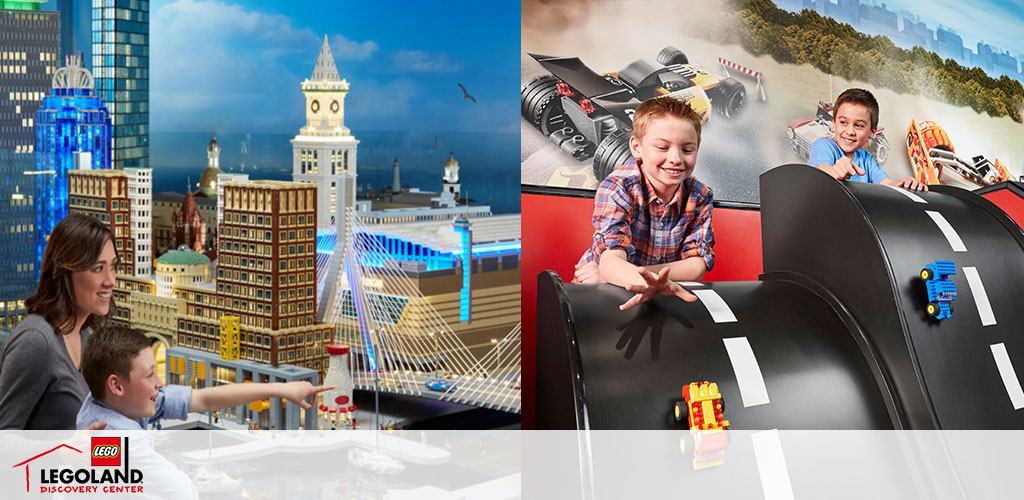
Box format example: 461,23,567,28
693,289,737,323
752,429,796,500
963,267,996,326
991,343,1024,410
884,184,928,203
723,337,770,407
925,210,967,252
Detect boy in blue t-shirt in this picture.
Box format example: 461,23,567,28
77,326,332,430
808,88,926,191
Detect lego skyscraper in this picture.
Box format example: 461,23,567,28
34,54,111,268
0,2,58,327
92,0,148,169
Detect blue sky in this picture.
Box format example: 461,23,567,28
142,0,520,133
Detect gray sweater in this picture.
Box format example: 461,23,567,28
0,314,90,429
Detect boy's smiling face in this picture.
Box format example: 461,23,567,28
832,101,875,156
630,115,699,201
118,347,163,419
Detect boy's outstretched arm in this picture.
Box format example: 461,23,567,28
190,381,334,413
599,249,697,310
644,256,707,282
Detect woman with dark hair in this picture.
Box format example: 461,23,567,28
0,213,117,429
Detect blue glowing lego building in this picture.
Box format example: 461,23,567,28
453,216,472,322
34,54,111,267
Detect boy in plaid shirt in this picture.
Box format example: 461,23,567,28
575,97,714,310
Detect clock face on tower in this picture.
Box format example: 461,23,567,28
330,100,339,113
311,100,320,113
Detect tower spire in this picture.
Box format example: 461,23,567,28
311,35,341,81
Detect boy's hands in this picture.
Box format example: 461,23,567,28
280,382,334,409
574,261,605,283
619,267,697,311
823,156,866,180
893,176,928,192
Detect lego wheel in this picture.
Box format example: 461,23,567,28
593,129,633,182
712,78,745,118
874,143,888,164
926,302,940,317
521,75,564,136
656,46,689,66
674,401,686,422
921,268,934,280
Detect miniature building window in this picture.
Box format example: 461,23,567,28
278,337,284,347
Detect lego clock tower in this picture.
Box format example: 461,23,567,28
291,35,359,230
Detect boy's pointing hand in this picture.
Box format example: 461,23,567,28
829,156,866,180
281,382,335,409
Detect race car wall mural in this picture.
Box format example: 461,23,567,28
522,0,1024,201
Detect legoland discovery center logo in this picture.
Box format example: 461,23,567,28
12,437,144,494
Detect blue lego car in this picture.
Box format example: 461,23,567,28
426,378,456,392
921,260,957,320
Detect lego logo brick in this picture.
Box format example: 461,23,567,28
92,445,120,458
91,437,121,466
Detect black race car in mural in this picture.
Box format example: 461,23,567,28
522,47,746,181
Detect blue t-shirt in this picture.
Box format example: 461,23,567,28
76,385,192,430
807,137,888,184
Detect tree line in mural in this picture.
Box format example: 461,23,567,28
708,0,1024,122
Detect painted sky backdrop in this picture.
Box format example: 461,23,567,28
877,0,1024,57
781,0,1024,64
145,0,519,134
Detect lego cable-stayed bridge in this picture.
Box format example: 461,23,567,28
316,209,520,414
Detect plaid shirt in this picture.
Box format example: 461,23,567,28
579,160,715,270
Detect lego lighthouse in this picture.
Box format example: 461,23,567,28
320,344,357,428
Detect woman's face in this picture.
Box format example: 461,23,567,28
70,239,117,321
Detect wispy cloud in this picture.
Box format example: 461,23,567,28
392,50,461,73
331,38,378,61
150,0,377,132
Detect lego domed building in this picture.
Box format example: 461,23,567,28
195,135,224,198
154,249,211,298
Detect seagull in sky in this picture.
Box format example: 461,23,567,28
458,83,476,103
